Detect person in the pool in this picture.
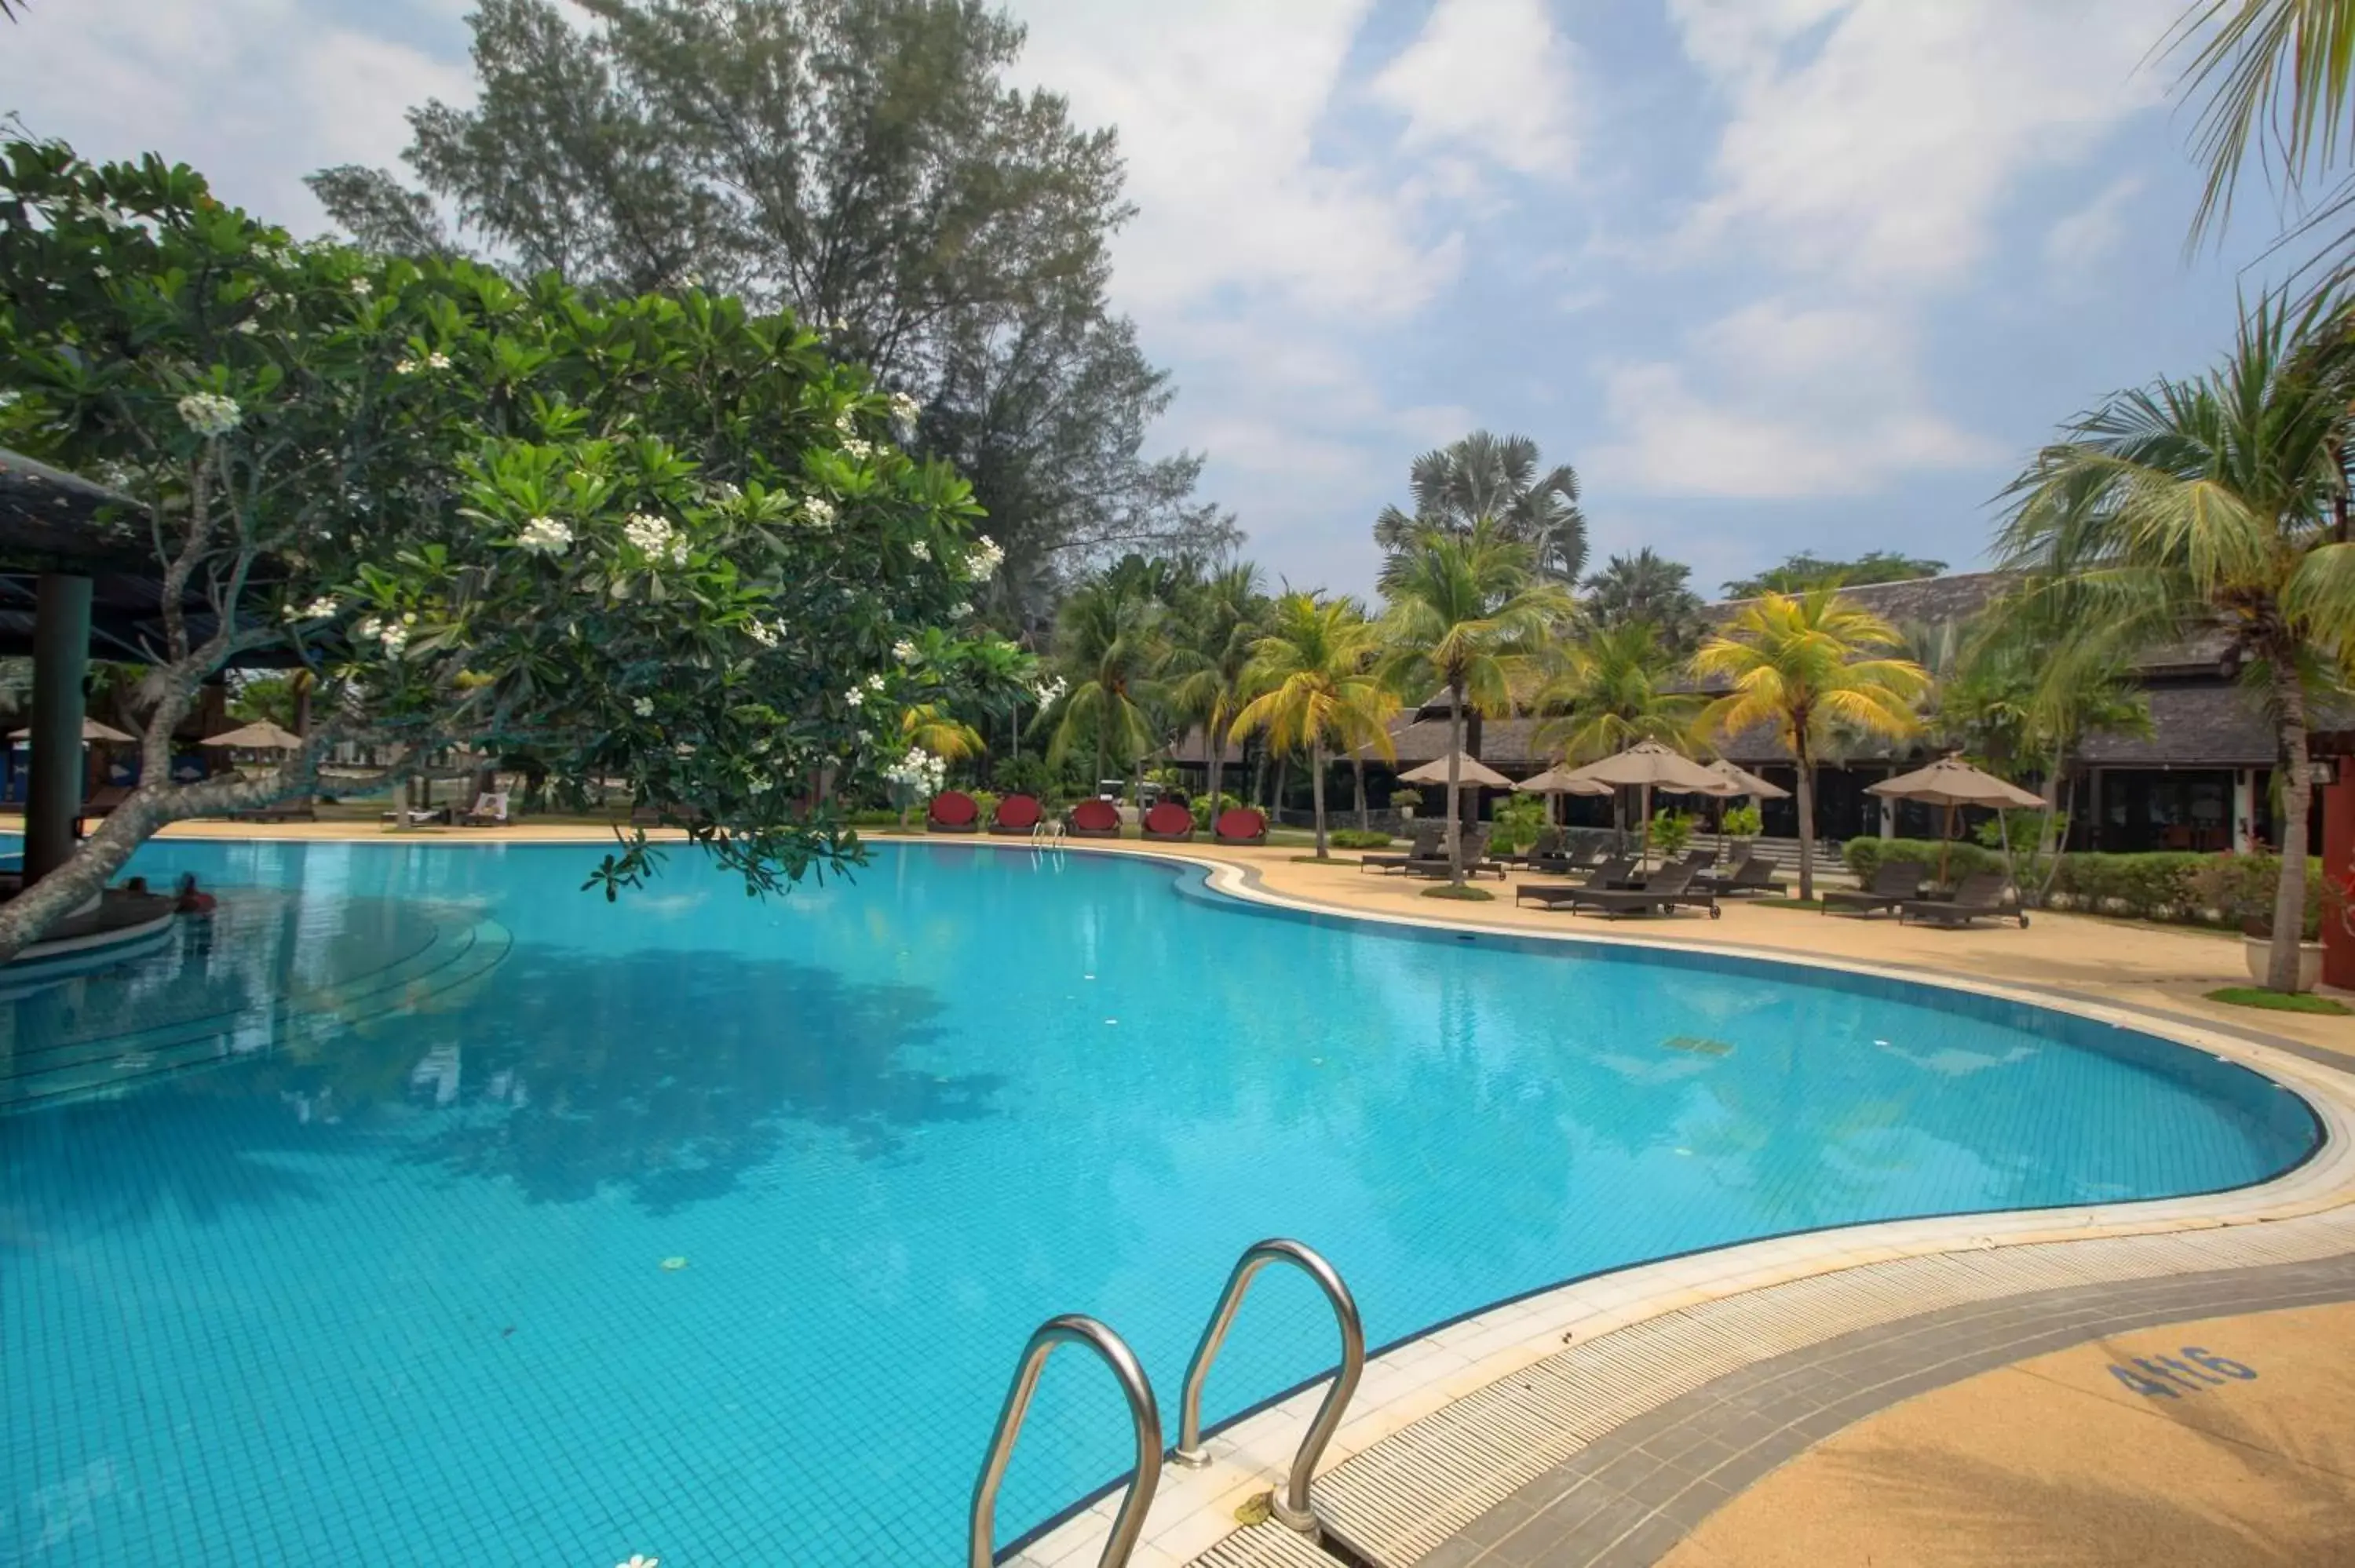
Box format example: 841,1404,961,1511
173,873,216,914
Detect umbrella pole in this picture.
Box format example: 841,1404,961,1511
1641,782,1652,870
1941,803,1953,885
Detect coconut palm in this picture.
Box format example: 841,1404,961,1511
1692,590,1932,901
1373,431,1587,583
1228,593,1396,858
1581,548,1709,655
1165,561,1267,813
1532,622,1705,764
1378,522,1575,884
1046,571,1170,790
1998,290,2355,988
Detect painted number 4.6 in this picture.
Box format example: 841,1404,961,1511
2108,1347,2258,1398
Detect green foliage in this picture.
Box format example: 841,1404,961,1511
1190,791,1241,831
991,752,1055,801
228,674,301,728
314,0,1232,600
1842,836,2006,884
1648,809,1696,859
1490,793,1549,855
1533,620,1700,764
1721,551,1945,598
1721,802,1763,837
1422,883,1495,901
1372,431,1586,582
967,789,1001,827
1329,828,1393,849
0,135,1020,933
2190,854,2325,939
1581,548,1708,655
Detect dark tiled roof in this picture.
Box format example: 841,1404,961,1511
1707,570,2014,629
2076,684,2336,769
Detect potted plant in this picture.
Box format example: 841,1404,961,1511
2203,854,2326,991
1722,802,1762,845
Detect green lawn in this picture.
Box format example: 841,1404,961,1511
2203,986,2353,1016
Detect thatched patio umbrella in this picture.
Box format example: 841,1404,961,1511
1705,758,1789,798
1867,753,2044,884
1565,740,1740,863
200,720,304,752
1398,750,1510,871
1513,764,1613,825
9,717,134,744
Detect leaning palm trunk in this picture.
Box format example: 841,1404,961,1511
2269,665,2316,991
1311,740,1329,858
1444,680,1466,884
1353,753,1370,832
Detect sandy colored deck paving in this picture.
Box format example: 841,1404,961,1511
1657,1300,2355,1568
112,820,2355,1564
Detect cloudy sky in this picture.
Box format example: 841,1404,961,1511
2,0,2294,596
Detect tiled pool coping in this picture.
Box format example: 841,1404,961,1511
962,840,2355,1568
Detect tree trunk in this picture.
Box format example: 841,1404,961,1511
1311,739,1329,858
1206,717,1225,817
2269,665,2316,992
1795,742,1817,903
1272,755,1288,816
1445,680,1466,885
1353,753,1369,832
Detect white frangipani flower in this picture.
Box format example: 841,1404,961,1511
349,277,373,297
843,685,866,709
893,639,918,665
947,601,972,619
394,359,418,375
908,539,930,563
428,351,451,370
516,516,573,554
841,437,874,461
835,410,857,436
864,673,886,693
283,596,339,622
633,697,655,717
175,392,241,437
887,391,921,433
623,512,683,560
962,534,1004,582
745,619,781,649
801,497,836,531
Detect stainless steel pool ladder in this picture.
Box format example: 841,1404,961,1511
969,1315,1162,1568
968,1240,1364,1566
1171,1238,1366,1533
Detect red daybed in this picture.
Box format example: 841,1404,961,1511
1141,800,1195,841
927,790,980,833
1212,807,1267,844
990,793,1044,835
1066,797,1122,838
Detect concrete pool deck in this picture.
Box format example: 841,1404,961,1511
122,821,2355,1566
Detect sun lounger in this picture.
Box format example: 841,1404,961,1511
1499,826,1565,869
1520,861,1716,918
1211,807,1267,845
1141,800,1196,841
458,791,508,827
1693,854,1783,895
989,793,1043,836
1528,837,1604,876
1360,823,1445,873
927,789,980,833
1516,857,1635,907
1822,860,1926,916
1403,825,1505,879
1899,871,2028,928
1067,797,1123,838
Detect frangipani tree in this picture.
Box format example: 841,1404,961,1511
1228,591,1393,859
0,137,1005,957
1691,590,1930,901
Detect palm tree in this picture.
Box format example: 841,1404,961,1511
2173,0,2355,295
1047,572,1170,790
1998,291,2355,988
1166,561,1266,812
1228,593,1396,858
1378,522,1575,884
1580,549,1709,655
1533,622,1705,763
1691,590,1932,901
1373,431,1587,582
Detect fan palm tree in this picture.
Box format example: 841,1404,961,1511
1046,572,1170,790
1378,522,1575,884
1998,290,2355,988
1580,549,1709,655
1165,561,1267,812
1691,590,1932,901
1373,431,1587,582
1229,593,1396,858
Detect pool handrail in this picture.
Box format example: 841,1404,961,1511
1170,1238,1366,1532
969,1313,1163,1568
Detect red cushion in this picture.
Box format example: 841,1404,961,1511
1214,808,1266,840
1143,800,1192,834
1069,797,1120,830
928,790,978,826
994,793,1042,830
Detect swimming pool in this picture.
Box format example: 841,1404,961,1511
0,840,2319,1566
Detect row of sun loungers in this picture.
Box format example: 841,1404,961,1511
924,791,1269,844
1826,864,2026,927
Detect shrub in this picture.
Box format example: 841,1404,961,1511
1649,809,1696,859
1491,794,1549,854
1843,836,2004,884
968,789,1001,827
1330,828,1393,849
2045,851,2209,923
1191,792,1242,831
2187,854,2324,939
1721,803,1763,838
993,753,1056,802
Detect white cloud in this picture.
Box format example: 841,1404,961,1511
1594,300,1997,498
1667,0,2176,286
2045,176,2145,274
1369,0,1581,179
3,0,473,233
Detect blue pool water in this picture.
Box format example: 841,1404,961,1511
0,840,2319,1566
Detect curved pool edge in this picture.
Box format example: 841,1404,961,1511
928,839,2355,1567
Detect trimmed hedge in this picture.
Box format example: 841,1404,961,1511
1330,828,1394,849
1842,836,2005,882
